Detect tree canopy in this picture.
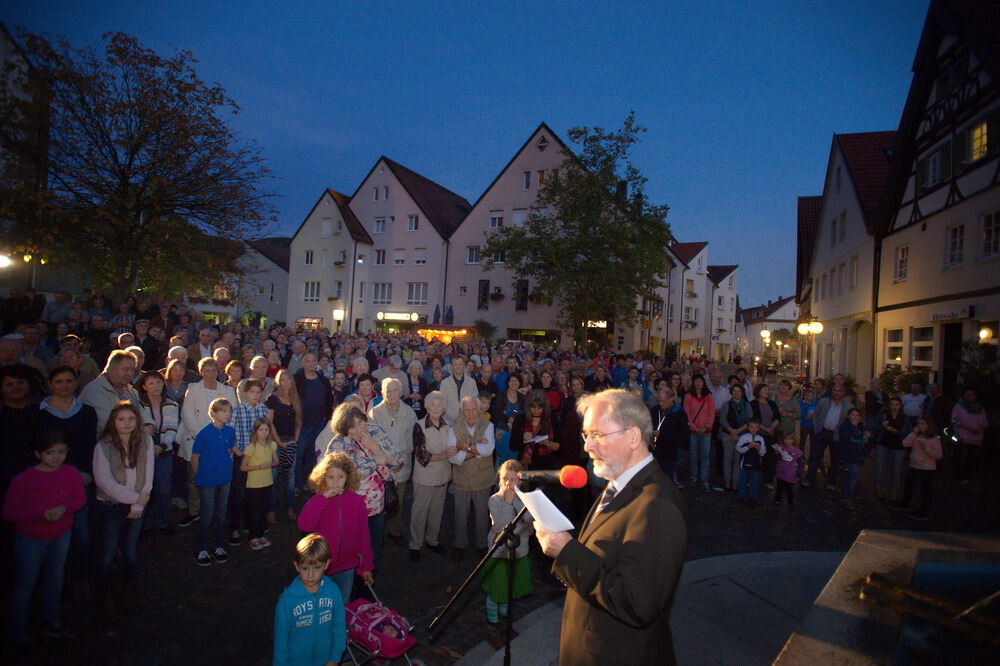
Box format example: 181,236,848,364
482,113,672,342
0,31,275,301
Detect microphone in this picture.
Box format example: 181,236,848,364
517,465,588,489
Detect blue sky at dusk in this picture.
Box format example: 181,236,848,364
3,1,930,308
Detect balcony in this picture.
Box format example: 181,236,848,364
685,291,698,299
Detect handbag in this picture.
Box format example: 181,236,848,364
277,440,297,470
383,476,399,516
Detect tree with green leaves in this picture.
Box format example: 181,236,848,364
482,113,672,346
0,31,275,301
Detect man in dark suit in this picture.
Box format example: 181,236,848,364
535,389,688,665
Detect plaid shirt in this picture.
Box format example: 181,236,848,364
231,402,269,452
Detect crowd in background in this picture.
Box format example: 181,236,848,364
0,289,992,649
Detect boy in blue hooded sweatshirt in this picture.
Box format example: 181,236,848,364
273,534,346,666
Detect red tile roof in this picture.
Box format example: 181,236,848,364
382,157,471,240
707,265,737,285
796,195,822,301
835,131,895,232
246,236,291,272
670,241,708,266
326,189,373,245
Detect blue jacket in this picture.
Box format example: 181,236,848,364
273,575,346,666
837,421,869,465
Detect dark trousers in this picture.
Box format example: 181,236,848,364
244,486,270,539
227,458,247,531
805,429,839,485
955,441,984,485
761,440,777,484
96,501,143,584
902,467,934,516
775,479,795,506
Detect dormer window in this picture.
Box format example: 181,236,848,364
536,136,549,151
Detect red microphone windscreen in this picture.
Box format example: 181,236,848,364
559,465,588,489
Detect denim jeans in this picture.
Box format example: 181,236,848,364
227,457,247,531
737,469,760,499
689,433,712,484
10,531,72,640
875,446,903,491
295,423,327,489
197,483,231,552
96,501,143,584
69,485,95,582
145,453,173,529
369,510,386,575
841,463,861,498
330,568,354,604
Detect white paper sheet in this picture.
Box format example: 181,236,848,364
515,487,575,532
525,435,549,443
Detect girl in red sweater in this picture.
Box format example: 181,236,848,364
3,432,86,647
298,451,373,604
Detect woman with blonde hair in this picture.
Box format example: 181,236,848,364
266,369,302,520
298,451,373,602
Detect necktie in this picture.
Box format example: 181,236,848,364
597,485,617,514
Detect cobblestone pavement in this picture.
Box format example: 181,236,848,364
8,451,998,665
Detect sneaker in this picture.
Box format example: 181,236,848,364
194,550,213,566
763,483,774,490
213,548,229,564
229,530,242,546
178,514,200,527
258,537,272,549
672,472,684,489
711,485,724,492
249,538,263,551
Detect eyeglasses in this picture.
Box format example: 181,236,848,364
581,428,630,443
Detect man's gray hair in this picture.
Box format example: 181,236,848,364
382,377,401,395
105,349,137,373
167,345,187,360
577,388,654,451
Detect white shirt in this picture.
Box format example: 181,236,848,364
823,400,845,432
606,453,655,498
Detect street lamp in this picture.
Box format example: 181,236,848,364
797,319,824,382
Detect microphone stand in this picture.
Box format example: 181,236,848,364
427,504,530,666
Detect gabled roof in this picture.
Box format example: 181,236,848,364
707,265,737,285
876,0,1000,238
466,122,574,211
796,195,822,301
353,157,471,240
290,189,373,246
741,295,796,324
246,237,291,272
834,131,895,231
670,241,708,267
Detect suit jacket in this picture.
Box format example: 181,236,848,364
438,373,478,424
553,459,687,665
813,397,851,441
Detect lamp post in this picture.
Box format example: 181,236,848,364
796,319,824,383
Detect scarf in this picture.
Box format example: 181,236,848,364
958,397,983,414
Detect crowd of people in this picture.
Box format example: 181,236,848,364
0,291,992,654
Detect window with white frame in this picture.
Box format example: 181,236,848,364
683,306,692,322
303,281,320,302
383,186,389,200
493,250,506,264
717,295,724,307
393,249,405,265
358,281,365,303
830,266,837,296
406,282,428,305
407,215,419,231
945,224,965,267
375,250,385,266
334,281,342,299
321,249,327,267
467,246,480,264
304,250,314,265
838,262,846,294
522,171,531,189
373,187,380,201
717,317,724,329
894,246,909,282
321,218,332,238
489,211,503,228
849,255,858,289
512,209,527,227
885,328,903,365
414,248,427,265
911,326,934,366
374,217,386,234
982,210,1000,257
372,282,392,305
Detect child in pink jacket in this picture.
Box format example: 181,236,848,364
890,417,943,520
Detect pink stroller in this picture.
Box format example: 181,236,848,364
344,583,420,665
